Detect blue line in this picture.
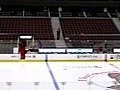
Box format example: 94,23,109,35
46,62,60,90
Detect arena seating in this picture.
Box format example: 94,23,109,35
60,18,119,36
0,2,120,53
60,18,120,47
0,18,54,40
60,18,119,35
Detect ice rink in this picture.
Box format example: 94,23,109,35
0,62,120,90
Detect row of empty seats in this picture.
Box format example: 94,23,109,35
60,18,119,35
0,17,120,48
60,18,120,47
0,18,120,40
0,18,54,40
66,35,120,40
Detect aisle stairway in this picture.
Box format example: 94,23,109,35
112,18,120,31
51,17,67,47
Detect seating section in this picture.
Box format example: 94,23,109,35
0,18,54,40
60,18,119,35
60,18,120,47
66,34,120,40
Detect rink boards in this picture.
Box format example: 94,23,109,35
0,54,120,90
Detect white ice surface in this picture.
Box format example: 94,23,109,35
0,62,119,90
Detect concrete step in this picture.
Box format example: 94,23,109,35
55,40,67,47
